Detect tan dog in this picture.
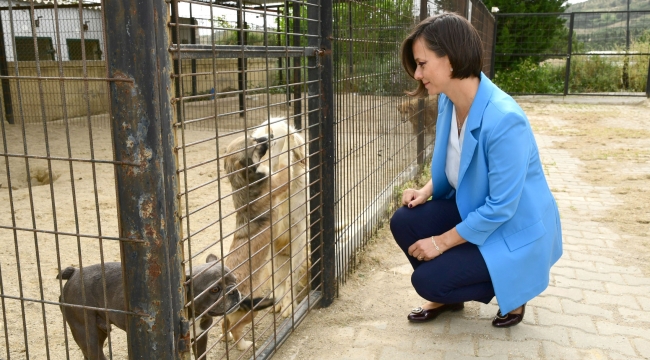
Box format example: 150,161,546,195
397,96,438,136
251,118,310,318
223,133,289,350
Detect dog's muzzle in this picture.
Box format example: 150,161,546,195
224,285,241,315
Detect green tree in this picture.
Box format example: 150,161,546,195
482,0,568,72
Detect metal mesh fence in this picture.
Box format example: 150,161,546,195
491,11,650,96
0,0,494,358
332,0,494,285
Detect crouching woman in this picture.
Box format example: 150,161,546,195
390,13,563,327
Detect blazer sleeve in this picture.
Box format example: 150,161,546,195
455,110,531,245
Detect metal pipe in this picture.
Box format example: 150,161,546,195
103,0,185,358
564,12,575,96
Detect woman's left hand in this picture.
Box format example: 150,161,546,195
408,237,441,262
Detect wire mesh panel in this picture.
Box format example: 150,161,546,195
331,0,495,284
331,0,419,282
492,11,650,96
169,0,325,358
0,0,134,359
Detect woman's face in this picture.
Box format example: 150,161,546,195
412,37,452,95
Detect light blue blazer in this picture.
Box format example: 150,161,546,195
431,73,563,314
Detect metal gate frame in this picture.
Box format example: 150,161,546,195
103,0,335,358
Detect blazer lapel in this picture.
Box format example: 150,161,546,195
457,73,495,186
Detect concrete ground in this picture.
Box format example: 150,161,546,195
272,96,650,360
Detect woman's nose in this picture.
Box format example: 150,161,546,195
414,67,422,80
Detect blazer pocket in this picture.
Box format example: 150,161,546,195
503,219,546,252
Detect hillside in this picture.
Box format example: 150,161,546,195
566,0,650,12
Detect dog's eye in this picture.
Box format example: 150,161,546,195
210,286,221,294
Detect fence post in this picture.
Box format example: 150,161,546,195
646,57,650,98
103,0,186,358
308,0,336,307
0,18,13,124
564,12,574,97
490,14,498,79
416,0,427,166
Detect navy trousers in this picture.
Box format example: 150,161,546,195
390,199,495,304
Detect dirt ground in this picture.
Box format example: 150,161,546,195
1,97,648,359
273,98,650,359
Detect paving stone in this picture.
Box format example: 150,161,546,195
337,349,378,360
596,321,650,341
637,297,650,312
619,307,650,323
529,296,561,312
594,263,643,275
606,283,650,296
583,290,640,310
478,302,500,320
563,236,606,247
352,329,386,348
541,341,585,359
569,329,636,356
443,352,507,360
509,325,571,346
631,338,650,358
477,338,540,358
554,258,597,271
537,308,597,333
555,275,605,292
606,351,644,360
574,268,623,283
539,286,583,301
378,346,434,360
560,299,613,320
448,318,507,339
550,266,576,279
561,244,587,252
412,334,474,356
569,252,616,265
623,274,650,286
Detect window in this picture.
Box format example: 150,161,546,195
66,39,102,60
15,37,55,61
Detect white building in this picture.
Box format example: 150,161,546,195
0,0,103,62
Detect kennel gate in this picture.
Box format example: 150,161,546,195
0,0,334,358
0,0,497,358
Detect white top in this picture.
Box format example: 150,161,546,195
445,105,467,190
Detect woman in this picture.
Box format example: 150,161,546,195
390,13,562,328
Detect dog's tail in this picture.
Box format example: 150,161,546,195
56,267,77,280
239,296,275,312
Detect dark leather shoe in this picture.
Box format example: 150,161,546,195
407,302,464,323
492,304,526,328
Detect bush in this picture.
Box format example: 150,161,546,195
493,58,565,94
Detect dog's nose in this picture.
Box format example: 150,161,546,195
254,136,269,143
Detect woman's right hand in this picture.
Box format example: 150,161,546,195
402,188,428,208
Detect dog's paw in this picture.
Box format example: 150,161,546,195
274,299,293,318
221,332,234,342
236,339,254,351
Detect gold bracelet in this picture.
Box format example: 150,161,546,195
431,236,443,255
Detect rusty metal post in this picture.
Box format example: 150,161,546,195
0,17,14,124
308,0,335,306
103,0,186,359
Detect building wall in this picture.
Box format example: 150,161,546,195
1,58,272,123
0,4,104,62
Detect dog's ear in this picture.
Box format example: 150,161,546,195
206,254,219,263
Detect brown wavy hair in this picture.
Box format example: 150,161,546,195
401,13,483,97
